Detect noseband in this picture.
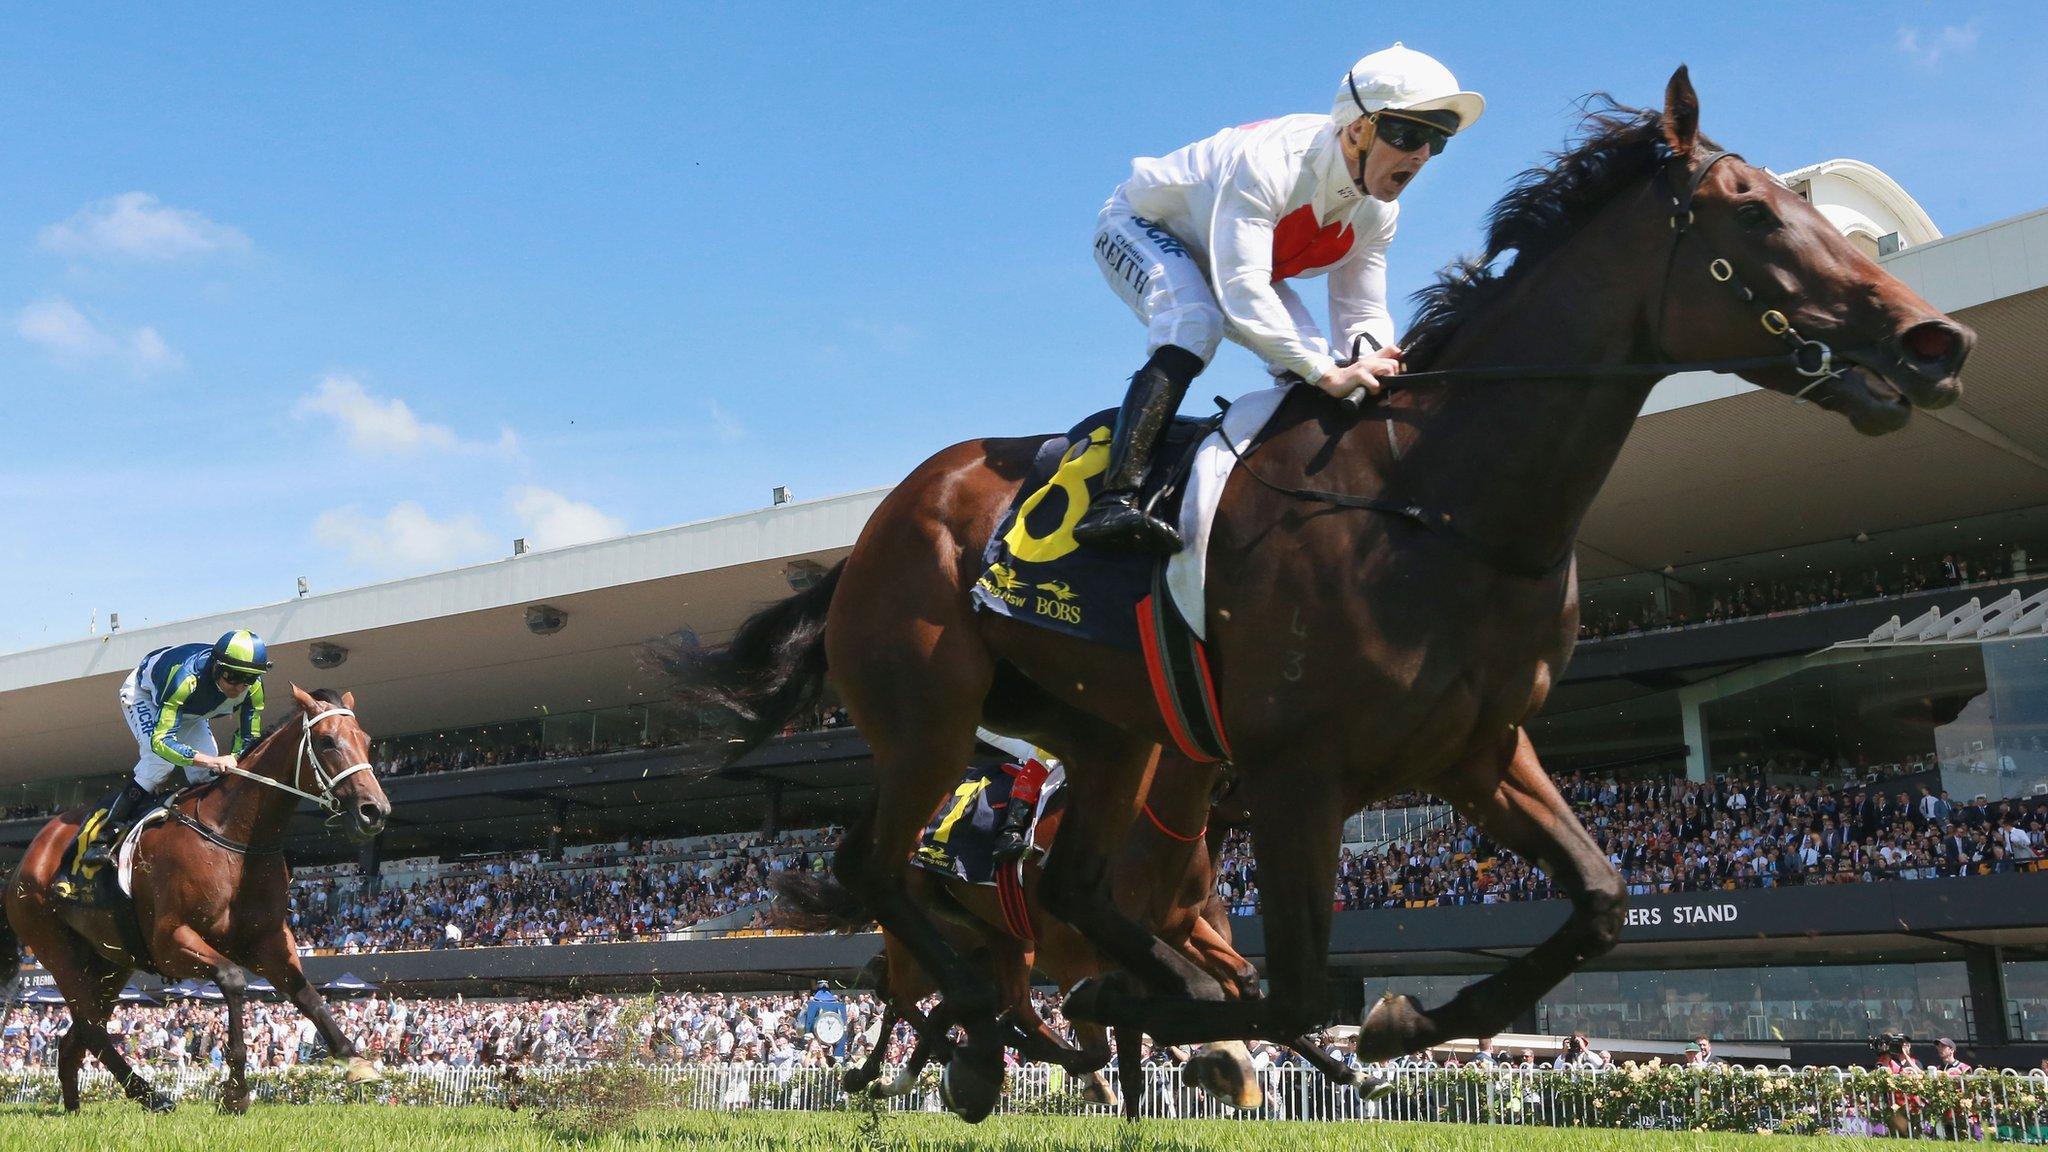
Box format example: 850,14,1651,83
214,706,374,816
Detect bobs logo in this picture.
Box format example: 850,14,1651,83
1033,581,1082,625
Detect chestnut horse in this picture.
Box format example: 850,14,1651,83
2,686,392,1113
670,69,1972,1119
778,757,1285,1116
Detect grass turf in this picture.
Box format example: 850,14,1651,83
0,1103,1906,1152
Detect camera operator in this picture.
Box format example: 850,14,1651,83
1553,1032,1604,1070
1872,1033,1922,1138
1872,1033,1921,1073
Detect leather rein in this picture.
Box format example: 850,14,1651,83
176,707,373,857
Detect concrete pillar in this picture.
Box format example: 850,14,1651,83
547,799,567,862
1965,944,2010,1046
1681,690,1709,782
763,782,785,839
356,837,381,895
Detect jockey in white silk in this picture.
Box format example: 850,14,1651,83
1075,43,1485,556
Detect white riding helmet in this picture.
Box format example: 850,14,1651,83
1333,43,1485,133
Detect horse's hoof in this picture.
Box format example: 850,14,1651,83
843,1068,876,1094
343,1055,383,1084
1079,1071,1116,1107
1354,994,1433,1062
218,1089,249,1116
1350,1071,1396,1102
1185,1043,1260,1111
939,1040,1003,1124
145,1092,178,1115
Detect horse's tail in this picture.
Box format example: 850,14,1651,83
767,868,874,934
650,559,844,762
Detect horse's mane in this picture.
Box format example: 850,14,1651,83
1404,96,1717,368
241,687,349,758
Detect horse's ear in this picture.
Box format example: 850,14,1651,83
1663,65,1700,157
342,690,356,710
291,683,316,711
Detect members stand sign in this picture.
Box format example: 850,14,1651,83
1623,900,1741,929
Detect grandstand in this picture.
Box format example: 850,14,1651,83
8,158,2048,1071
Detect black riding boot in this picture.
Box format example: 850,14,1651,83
80,780,154,867
989,793,1038,866
1072,345,1206,555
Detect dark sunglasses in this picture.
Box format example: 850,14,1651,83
1374,114,1450,157
219,669,259,686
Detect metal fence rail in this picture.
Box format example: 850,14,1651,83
8,1061,2048,1139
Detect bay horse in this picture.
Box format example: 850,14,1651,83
2,686,392,1113
778,755,1277,1116
669,68,1973,1119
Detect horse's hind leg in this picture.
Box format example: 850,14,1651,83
1359,727,1623,1056
827,633,1006,1115
27,926,163,1112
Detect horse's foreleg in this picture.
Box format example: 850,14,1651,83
1113,1026,1144,1119
57,1028,87,1112
249,934,381,1083
1068,762,1342,1051
216,966,249,1114
1182,913,1260,1001
1045,739,1224,1006
1362,727,1624,1057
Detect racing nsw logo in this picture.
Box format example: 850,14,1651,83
1033,580,1082,625
976,562,1029,609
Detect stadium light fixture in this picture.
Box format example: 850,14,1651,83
297,576,310,598
772,485,792,506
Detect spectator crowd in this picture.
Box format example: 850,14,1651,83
1579,545,2025,642
1216,769,2048,914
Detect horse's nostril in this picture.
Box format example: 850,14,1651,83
1901,321,1963,371
358,803,384,827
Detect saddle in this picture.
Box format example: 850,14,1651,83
913,761,1067,889
969,405,1237,763
53,785,174,911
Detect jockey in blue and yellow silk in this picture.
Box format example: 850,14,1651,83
80,629,273,866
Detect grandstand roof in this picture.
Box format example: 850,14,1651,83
3,203,2047,787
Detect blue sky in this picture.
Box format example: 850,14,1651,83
1,3,2040,652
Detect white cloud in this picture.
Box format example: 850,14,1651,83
37,192,252,262
510,485,627,550
14,297,183,374
312,502,494,570
1896,21,1981,68
297,374,517,456
708,399,744,443
848,317,920,354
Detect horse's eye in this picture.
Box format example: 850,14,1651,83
318,737,339,752
1734,202,1778,231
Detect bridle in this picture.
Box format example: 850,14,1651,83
1223,146,1858,579
1339,146,1848,406
214,706,374,817
1652,147,1845,400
